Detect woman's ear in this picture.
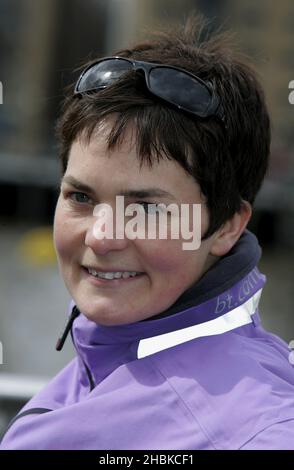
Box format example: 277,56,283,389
209,201,252,257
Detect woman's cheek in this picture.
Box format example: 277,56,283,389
53,203,72,259
54,226,68,260
137,238,187,273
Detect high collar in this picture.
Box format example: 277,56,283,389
70,230,265,361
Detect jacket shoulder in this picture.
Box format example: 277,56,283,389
147,329,294,449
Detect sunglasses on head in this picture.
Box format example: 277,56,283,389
74,56,226,125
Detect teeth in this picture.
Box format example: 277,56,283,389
105,272,114,279
87,269,140,280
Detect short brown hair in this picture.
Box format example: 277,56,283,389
56,14,271,238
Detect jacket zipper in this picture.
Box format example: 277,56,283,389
70,328,95,392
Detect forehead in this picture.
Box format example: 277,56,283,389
66,120,202,202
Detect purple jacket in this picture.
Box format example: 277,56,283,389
1,231,294,450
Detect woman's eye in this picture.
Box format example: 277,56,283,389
68,191,91,204
137,202,159,214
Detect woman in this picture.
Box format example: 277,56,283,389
1,16,294,450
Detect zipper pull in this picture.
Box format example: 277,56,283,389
56,305,80,351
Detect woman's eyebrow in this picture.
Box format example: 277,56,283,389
61,176,96,195
61,175,176,200
121,189,176,200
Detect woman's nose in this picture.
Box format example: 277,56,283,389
84,207,129,254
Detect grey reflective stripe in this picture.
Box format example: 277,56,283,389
137,289,262,359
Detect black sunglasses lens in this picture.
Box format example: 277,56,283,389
76,59,221,121
77,59,133,92
149,67,212,115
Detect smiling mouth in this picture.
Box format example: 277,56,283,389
83,267,145,281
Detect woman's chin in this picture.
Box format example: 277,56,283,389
78,302,134,326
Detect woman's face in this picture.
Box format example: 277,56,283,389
54,119,219,325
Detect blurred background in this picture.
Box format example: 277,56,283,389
0,0,293,437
